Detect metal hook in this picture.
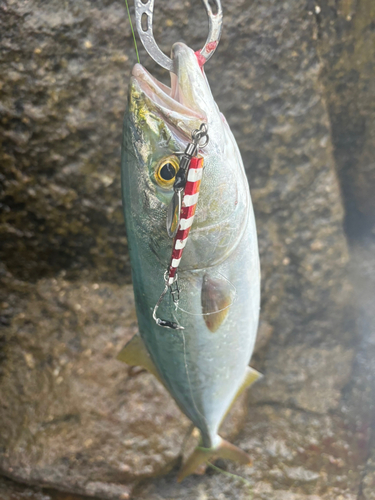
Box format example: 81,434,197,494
134,0,223,73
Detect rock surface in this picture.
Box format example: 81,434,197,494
0,274,248,498
317,0,375,236
1,0,374,499
0,474,89,500
133,404,367,500
347,239,375,500
0,274,248,497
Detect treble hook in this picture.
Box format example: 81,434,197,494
134,0,223,73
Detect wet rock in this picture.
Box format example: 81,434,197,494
0,475,90,500
250,345,354,413
362,456,375,500
262,494,321,500
0,475,47,500
345,239,375,500
133,405,366,499
253,321,274,356
316,0,375,236
283,466,320,485
239,405,366,496
0,0,131,284
0,276,248,499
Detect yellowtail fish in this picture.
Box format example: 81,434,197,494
118,0,261,480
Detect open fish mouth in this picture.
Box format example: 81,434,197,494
131,63,206,126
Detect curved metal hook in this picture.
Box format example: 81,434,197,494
134,0,222,73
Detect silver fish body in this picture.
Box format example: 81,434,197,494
120,43,260,477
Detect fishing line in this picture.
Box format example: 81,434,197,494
124,0,140,64
181,346,253,491
181,329,209,430
176,272,237,316
207,462,253,497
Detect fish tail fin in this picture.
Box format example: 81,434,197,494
177,437,251,482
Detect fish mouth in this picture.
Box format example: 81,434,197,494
131,43,207,133
132,64,204,120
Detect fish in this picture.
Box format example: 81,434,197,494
118,42,261,480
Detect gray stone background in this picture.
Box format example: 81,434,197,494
0,0,374,499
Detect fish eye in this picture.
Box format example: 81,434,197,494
155,156,179,189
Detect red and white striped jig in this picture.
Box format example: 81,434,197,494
153,124,209,330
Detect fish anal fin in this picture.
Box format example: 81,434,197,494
178,438,251,482
117,333,162,384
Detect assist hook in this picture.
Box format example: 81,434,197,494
134,0,223,73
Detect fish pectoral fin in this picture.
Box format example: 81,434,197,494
178,438,251,482
201,273,236,333
116,333,162,383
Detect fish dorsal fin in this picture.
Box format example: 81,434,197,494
220,366,263,426
232,366,262,404
117,333,163,384
201,273,236,332
240,366,262,393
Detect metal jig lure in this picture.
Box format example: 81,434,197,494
153,125,209,330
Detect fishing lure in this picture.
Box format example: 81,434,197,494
153,123,209,330
118,0,261,480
